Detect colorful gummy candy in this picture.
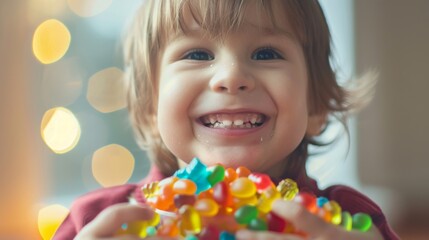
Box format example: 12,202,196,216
120,157,373,239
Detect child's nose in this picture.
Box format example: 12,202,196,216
209,62,255,94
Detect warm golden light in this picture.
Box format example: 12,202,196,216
32,19,71,64
87,67,126,113
92,144,135,187
41,107,81,154
38,204,69,240
67,0,113,17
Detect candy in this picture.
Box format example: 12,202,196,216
236,166,251,177
257,186,280,213
247,218,268,231
234,205,258,225
230,178,256,198
175,194,197,208
352,213,372,232
194,198,219,217
132,158,373,239
317,196,329,207
173,179,198,195
179,205,202,234
219,231,236,240
248,173,272,192
224,168,237,183
207,165,225,186
293,192,318,214
340,211,352,231
277,178,299,200
213,181,232,207
199,225,220,240
266,211,287,232
146,226,157,236
323,200,342,225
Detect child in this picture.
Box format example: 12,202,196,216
55,0,399,239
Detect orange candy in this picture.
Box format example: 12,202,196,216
173,179,197,195
224,168,238,183
236,166,251,177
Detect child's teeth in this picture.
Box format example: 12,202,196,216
203,113,265,128
233,119,244,126
256,115,262,123
209,115,216,124
250,116,257,124
222,120,232,126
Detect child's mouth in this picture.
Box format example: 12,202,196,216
199,113,266,129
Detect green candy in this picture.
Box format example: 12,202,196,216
340,211,352,231
207,165,225,186
146,226,157,236
248,218,268,231
234,205,258,225
352,213,372,232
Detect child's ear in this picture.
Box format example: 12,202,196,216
306,113,327,136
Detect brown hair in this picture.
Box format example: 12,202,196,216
123,0,367,177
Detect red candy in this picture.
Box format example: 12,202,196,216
213,181,232,207
294,192,318,214
248,173,272,192
266,211,287,232
198,225,220,240
174,194,196,208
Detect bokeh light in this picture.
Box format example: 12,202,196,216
87,67,126,113
32,19,71,64
41,107,81,154
38,204,69,240
67,0,113,17
92,144,135,187
27,0,67,24
42,57,83,107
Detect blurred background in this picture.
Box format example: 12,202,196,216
0,0,428,239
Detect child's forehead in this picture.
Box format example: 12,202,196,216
164,0,297,44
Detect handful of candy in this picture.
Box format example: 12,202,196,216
119,158,372,239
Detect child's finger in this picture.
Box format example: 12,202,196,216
236,229,304,240
271,200,343,239
79,203,155,237
144,237,178,240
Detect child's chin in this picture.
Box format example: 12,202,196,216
198,154,259,169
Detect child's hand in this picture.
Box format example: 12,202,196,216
75,203,176,240
235,200,384,240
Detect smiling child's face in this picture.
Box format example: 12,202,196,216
156,2,315,175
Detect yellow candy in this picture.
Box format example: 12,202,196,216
257,186,280,213
277,178,299,200
141,181,159,199
233,195,258,208
194,198,219,217
178,205,201,236
323,200,342,225
230,177,257,198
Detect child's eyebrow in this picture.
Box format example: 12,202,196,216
168,28,295,43
249,23,296,42
166,23,296,44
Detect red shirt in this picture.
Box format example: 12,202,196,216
53,166,399,239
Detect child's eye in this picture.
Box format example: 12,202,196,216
182,50,214,61
251,47,284,60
